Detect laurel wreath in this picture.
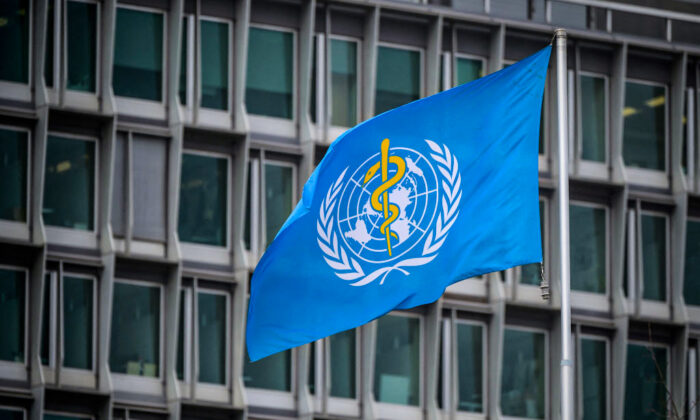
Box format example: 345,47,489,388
316,140,462,287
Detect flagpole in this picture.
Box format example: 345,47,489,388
554,28,573,420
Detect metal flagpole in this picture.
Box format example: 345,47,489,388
554,28,573,420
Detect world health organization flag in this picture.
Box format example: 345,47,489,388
247,46,551,361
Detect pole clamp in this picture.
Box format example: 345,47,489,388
560,359,573,367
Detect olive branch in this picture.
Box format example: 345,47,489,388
316,140,462,286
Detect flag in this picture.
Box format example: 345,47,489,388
247,46,551,361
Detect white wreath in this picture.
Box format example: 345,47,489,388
317,140,462,286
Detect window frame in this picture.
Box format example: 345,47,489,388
638,210,671,315
42,270,58,373
59,272,98,384
44,131,99,248
0,0,33,102
0,406,26,420
0,264,29,381
0,124,31,240
501,324,549,420
178,148,232,264
261,159,298,251
63,0,101,109
686,216,700,316
194,287,231,401
452,53,487,89
179,14,195,120
110,278,165,395
577,334,611,420
569,200,610,311
374,42,425,118
576,71,610,177
46,0,61,103
453,318,488,419
513,197,549,301
623,78,670,188
177,286,193,390
247,23,298,137
113,4,168,119
374,311,425,420
327,34,362,137
326,328,362,417
44,410,94,420
684,86,696,191
197,15,234,126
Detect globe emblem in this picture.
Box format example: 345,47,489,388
336,140,439,264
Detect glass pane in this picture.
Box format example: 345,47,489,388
641,214,666,301
330,39,358,127
41,273,51,365
455,57,483,86
198,292,226,384
551,1,587,29
132,136,167,241
178,153,228,246
113,8,163,101
244,163,251,250
521,201,544,285
45,415,82,420
111,133,126,237
308,342,315,394
490,0,528,20
374,315,421,406
63,276,93,370
201,20,229,110
330,329,356,398
570,205,606,294
623,82,666,171
243,349,291,390
501,328,545,419
0,0,30,83
67,1,97,92
309,38,316,123
45,1,54,88
0,268,25,363
43,135,95,230
375,46,421,115
265,164,293,246
684,220,700,306
581,338,606,420
0,127,27,222
246,27,293,119
580,75,606,162
176,290,185,380
0,408,24,420
624,344,668,420
109,282,160,377
457,323,483,412
179,17,188,105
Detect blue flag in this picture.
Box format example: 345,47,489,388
247,46,551,361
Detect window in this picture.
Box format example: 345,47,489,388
66,1,97,92
43,135,96,231
0,267,26,364
0,0,30,84
623,81,666,171
45,0,55,88
374,314,421,406
243,349,292,391
200,19,229,110
641,213,667,301
113,7,164,101
330,38,358,127
501,327,546,419
264,163,294,246
131,136,167,242
0,127,28,223
41,273,53,366
62,275,94,370
178,152,228,247
0,407,24,420
197,291,227,384
570,204,607,294
456,322,484,413
176,289,188,381
178,17,189,106
580,75,607,163
375,46,421,115
580,337,607,420
684,219,700,306
329,329,356,399
455,57,483,86
246,27,294,119
45,414,90,420
109,282,161,377
624,343,668,420
521,200,545,286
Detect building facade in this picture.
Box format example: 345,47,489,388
0,0,699,420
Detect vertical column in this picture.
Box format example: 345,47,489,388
424,299,442,420
360,321,378,420
233,0,251,132
487,24,504,75
611,317,629,420
362,7,379,121
609,43,627,185
486,271,505,419
425,15,442,97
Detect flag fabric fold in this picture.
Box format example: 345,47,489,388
247,46,551,361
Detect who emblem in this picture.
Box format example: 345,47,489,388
317,139,463,286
